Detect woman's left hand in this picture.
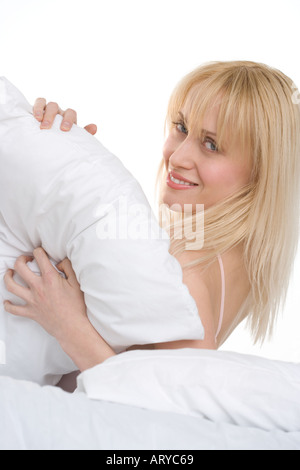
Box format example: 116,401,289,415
3,248,88,344
33,98,97,135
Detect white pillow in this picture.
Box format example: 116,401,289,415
0,77,204,385
77,349,300,432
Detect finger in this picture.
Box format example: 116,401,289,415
57,106,65,116
40,102,59,129
84,124,97,135
61,108,77,132
56,258,78,285
33,247,56,277
14,255,38,287
3,300,31,319
4,270,31,303
33,97,47,121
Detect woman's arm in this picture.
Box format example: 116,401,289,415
3,248,115,372
58,315,115,372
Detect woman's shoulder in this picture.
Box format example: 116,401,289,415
176,245,251,345
176,251,221,344
181,267,218,348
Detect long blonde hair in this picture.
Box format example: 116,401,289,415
156,61,300,343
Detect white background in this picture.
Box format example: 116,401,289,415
0,0,299,361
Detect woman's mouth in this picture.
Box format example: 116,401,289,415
167,171,198,190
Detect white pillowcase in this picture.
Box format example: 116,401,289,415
77,348,300,432
0,77,204,385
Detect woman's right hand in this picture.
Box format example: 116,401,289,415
33,98,97,135
4,248,115,371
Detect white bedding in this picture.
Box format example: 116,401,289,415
0,349,299,450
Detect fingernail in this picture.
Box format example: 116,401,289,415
34,111,42,119
61,121,71,130
40,121,50,129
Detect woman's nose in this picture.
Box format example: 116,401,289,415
169,137,197,170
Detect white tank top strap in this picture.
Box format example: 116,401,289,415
215,253,225,340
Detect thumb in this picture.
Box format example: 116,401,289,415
56,258,78,285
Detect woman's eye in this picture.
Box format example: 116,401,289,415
203,137,218,152
173,121,188,135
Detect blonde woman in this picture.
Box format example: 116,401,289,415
4,61,300,372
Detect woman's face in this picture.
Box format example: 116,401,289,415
161,97,252,212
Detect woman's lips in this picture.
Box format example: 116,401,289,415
166,171,198,190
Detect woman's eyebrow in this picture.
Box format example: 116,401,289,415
202,129,217,136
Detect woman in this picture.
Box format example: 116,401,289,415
4,60,300,372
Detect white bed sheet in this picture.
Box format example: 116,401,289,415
0,375,299,450
0,349,299,450
77,349,300,433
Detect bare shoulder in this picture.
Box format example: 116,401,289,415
181,257,218,348
175,246,250,346
153,270,217,350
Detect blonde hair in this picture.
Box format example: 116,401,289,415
156,60,300,343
